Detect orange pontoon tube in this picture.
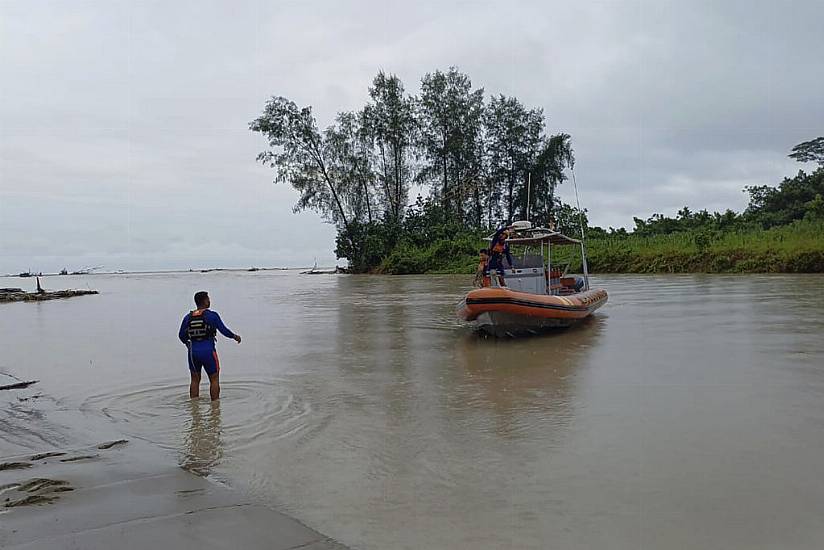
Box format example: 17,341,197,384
458,287,608,322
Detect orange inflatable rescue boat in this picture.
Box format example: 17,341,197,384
457,223,607,336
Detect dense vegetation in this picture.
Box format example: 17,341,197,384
578,163,824,273
251,75,824,274
375,166,824,274
251,67,576,273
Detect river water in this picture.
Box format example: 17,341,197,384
2,272,824,549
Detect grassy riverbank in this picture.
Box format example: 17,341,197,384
583,219,824,273
375,219,824,274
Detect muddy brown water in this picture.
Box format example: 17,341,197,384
2,272,824,549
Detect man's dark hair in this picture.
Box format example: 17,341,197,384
194,291,209,308
479,248,489,255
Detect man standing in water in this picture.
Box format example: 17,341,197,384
179,291,241,400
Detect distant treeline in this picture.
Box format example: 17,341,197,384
251,73,824,273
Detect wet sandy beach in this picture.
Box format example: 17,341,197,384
0,372,348,550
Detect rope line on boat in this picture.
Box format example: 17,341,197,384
570,167,591,290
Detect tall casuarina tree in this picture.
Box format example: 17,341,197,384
526,133,574,225
484,95,544,224
362,72,417,225
417,67,485,221
250,97,374,262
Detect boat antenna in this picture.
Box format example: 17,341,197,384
525,172,532,222
571,166,590,290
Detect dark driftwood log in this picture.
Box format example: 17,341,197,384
0,380,38,391
0,289,98,303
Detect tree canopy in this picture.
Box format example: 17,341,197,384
789,137,824,167
251,67,579,271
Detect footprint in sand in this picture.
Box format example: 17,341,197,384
2,478,74,509
59,454,99,463
97,439,129,450
1,441,129,510
0,462,32,471
29,451,66,461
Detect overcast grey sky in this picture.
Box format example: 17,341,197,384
1,0,822,273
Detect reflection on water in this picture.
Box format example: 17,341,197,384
4,272,824,550
453,316,605,440
80,378,319,475
180,399,223,476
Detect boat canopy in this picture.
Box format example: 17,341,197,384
486,226,581,246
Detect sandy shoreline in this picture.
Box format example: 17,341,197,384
0,374,350,550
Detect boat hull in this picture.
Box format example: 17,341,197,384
457,287,608,336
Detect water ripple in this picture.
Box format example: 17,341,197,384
80,379,328,463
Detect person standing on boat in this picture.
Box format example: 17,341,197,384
474,249,491,287
178,291,241,401
487,225,514,287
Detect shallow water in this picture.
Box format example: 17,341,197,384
3,271,824,549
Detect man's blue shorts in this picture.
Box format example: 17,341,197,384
188,347,220,376
487,252,507,276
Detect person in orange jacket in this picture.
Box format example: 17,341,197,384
487,225,514,287
473,248,491,287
